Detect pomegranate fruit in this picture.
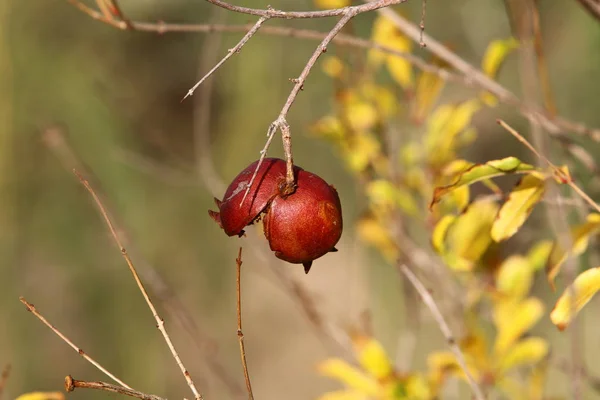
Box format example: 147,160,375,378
208,158,342,273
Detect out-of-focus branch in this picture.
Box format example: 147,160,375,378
575,0,600,21
0,364,11,400
375,5,600,142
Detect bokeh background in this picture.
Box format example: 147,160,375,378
2,0,600,399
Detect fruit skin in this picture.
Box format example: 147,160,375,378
209,158,343,273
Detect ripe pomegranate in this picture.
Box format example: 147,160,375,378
209,158,342,273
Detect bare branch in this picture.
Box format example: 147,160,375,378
205,0,407,19
235,248,254,400
19,297,131,389
396,264,485,400
183,16,269,101
65,376,165,400
375,5,600,141
73,170,203,400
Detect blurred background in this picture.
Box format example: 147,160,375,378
2,0,600,399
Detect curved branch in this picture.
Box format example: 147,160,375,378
576,0,600,21
204,0,406,19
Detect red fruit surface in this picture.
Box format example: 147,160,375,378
209,158,342,273
263,169,342,270
209,158,299,236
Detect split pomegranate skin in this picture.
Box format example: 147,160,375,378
208,158,342,273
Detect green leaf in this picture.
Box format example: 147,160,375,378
491,173,546,242
550,267,600,331
431,157,537,209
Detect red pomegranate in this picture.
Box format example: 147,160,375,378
209,158,342,273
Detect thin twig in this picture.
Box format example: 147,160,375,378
419,0,427,47
205,0,407,19
42,126,243,397
183,16,269,101
0,364,11,400
396,263,485,400
497,119,600,213
18,297,131,389
65,376,165,400
64,0,600,142
235,248,254,400
73,170,203,400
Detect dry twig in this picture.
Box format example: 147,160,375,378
396,264,485,400
19,297,131,388
183,16,269,101
65,375,164,400
235,248,254,400
73,170,203,400
497,119,600,214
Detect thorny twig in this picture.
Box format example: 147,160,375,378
65,376,165,400
19,297,131,388
397,264,486,400
235,248,254,400
74,170,203,400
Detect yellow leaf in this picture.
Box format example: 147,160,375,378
366,179,418,216
527,240,553,271
356,213,398,262
412,58,449,123
342,133,382,173
547,213,600,288
496,255,534,300
431,214,456,255
491,173,546,242
15,393,65,400
318,358,381,396
528,359,549,400
496,337,548,374
322,56,346,79
480,37,519,106
361,83,398,118
345,101,379,132
431,157,536,209
494,298,544,355
311,115,345,143
316,390,366,400
425,99,482,166
427,351,480,383
369,15,413,89
446,200,499,270
550,267,600,331
351,335,393,380
314,0,351,9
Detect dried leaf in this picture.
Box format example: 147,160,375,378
491,173,546,242
550,267,600,331
431,157,536,209
547,213,600,289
